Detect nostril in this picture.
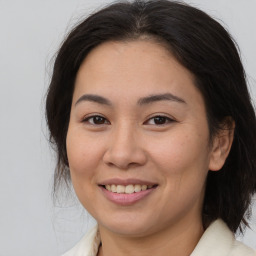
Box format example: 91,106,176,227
102,136,147,169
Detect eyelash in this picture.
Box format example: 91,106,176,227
144,115,175,125
82,114,175,126
82,115,110,125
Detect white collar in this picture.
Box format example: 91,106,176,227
63,219,255,256
191,219,255,256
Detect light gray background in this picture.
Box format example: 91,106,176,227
0,0,255,255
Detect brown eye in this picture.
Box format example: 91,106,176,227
83,115,110,125
153,116,167,125
145,115,174,125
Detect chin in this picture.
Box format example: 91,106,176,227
98,214,159,237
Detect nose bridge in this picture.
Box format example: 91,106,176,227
103,120,146,169
114,121,135,148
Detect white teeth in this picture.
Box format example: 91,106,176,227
111,184,117,193
116,185,125,193
125,185,134,194
134,184,142,192
141,185,147,191
104,184,154,193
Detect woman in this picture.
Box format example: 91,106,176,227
46,0,256,255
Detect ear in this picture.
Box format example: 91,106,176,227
208,118,235,171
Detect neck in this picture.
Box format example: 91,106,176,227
97,215,204,256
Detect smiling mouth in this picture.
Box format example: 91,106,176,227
101,184,158,194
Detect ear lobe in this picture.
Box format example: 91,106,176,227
208,118,235,171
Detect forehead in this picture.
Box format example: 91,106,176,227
73,40,203,107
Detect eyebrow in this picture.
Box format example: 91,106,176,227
75,94,112,106
137,93,186,105
75,93,186,107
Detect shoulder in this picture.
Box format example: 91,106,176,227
62,225,100,256
191,219,256,256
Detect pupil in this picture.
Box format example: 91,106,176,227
154,116,166,124
94,116,104,124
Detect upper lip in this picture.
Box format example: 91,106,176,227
98,178,157,186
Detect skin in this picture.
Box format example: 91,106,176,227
66,40,233,256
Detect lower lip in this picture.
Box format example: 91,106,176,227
99,186,156,206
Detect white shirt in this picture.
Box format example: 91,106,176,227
63,219,256,256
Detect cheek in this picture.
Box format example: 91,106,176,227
66,129,103,181
150,133,206,166
149,130,210,190
151,133,209,215
66,129,104,209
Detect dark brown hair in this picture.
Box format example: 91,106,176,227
46,0,256,233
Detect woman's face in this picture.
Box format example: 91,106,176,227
66,40,218,237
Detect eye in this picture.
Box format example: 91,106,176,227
82,115,110,125
145,115,175,125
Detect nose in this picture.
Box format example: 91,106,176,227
103,124,147,170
